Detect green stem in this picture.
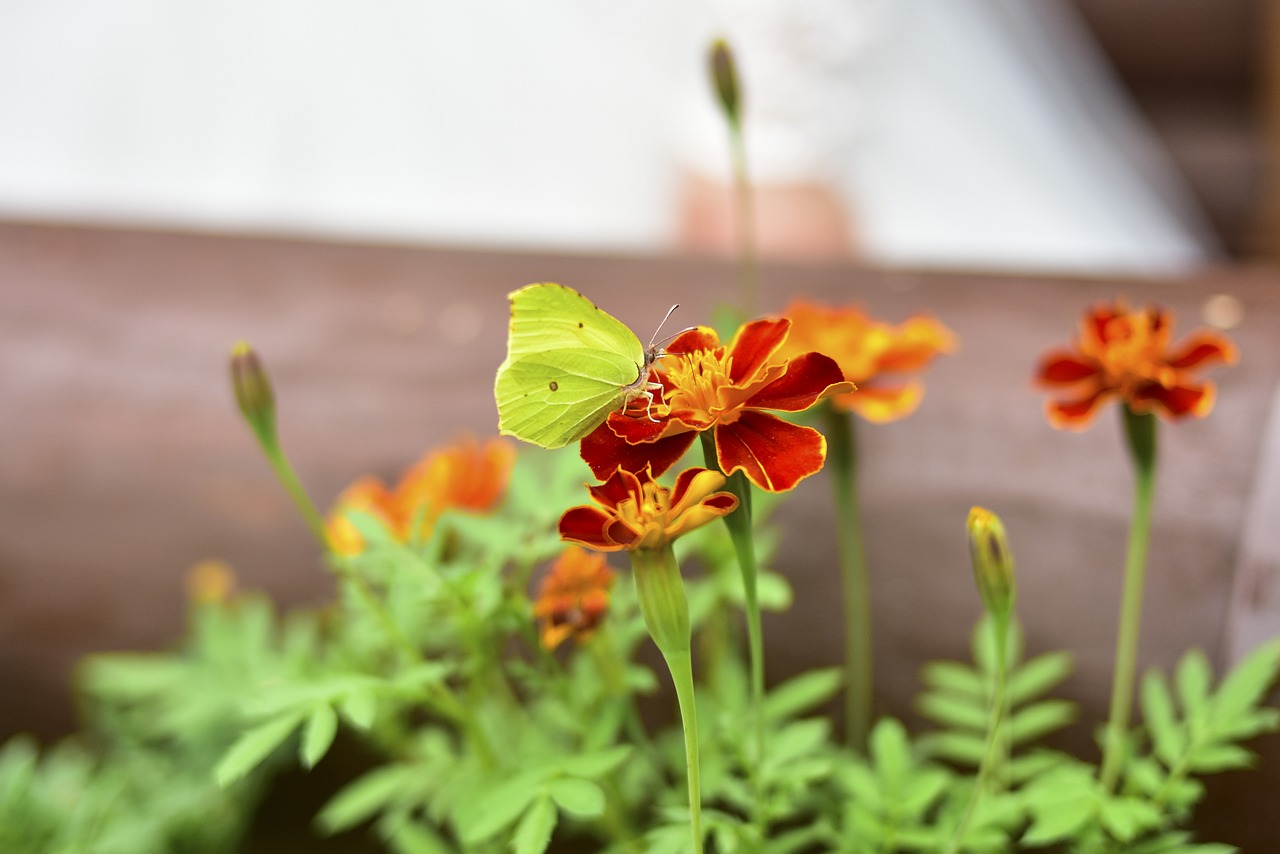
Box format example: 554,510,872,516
728,119,758,318
667,650,704,854
700,434,766,842
824,405,873,751
1100,408,1158,791
946,617,1010,854
631,547,702,853
259,437,330,550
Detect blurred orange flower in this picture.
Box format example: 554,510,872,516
327,437,516,555
1035,301,1237,430
533,547,616,650
776,300,955,423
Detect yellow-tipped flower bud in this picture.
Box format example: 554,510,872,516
709,39,741,129
967,506,1015,622
230,341,277,450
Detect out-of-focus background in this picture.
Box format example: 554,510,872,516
3,0,1280,849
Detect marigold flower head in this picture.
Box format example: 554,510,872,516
966,507,1015,622
533,547,616,650
1035,301,1237,430
327,437,516,555
776,300,954,422
581,318,853,492
186,559,238,606
560,466,738,552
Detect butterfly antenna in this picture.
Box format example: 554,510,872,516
647,304,698,361
648,304,681,350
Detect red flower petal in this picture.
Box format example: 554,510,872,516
714,410,826,492
559,506,621,550
1165,333,1238,371
664,327,720,358
1132,381,1215,419
743,351,850,411
586,467,640,509
727,318,791,385
581,421,694,480
1037,352,1100,386
1044,386,1116,431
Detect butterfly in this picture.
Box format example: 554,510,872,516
495,283,678,449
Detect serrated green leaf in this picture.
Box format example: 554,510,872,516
513,795,557,854
1214,639,1280,723
317,765,420,834
1021,793,1094,845
300,705,339,769
386,820,453,854
869,718,912,784
214,713,302,787
763,668,842,722
920,731,986,766
1007,651,1073,705
454,772,544,843
558,746,631,779
1186,743,1254,773
766,719,830,768
917,692,988,732
1098,795,1163,842
339,691,377,730
1176,650,1213,721
1141,670,1183,768
547,778,605,817
1008,699,1075,745
920,661,985,699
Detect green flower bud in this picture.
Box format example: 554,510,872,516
967,506,1015,622
709,39,741,129
230,341,277,450
630,546,691,661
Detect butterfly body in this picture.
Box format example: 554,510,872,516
495,283,663,449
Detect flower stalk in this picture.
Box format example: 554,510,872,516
709,39,757,317
823,403,873,752
1100,406,1157,790
701,433,766,838
230,342,329,549
947,508,1017,854
631,546,703,854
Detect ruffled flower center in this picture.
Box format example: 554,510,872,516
664,347,736,423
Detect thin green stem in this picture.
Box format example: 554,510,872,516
728,120,758,318
700,433,766,843
631,546,702,853
1100,408,1158,791
824,405,873,751
946,617,1010,854
259,438,330,550
666,650,704,854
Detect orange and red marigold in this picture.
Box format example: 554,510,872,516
559,466,738,553
776,299,955,423
534,547,616,650
327,436,516,555
1035,300,1237,430
581,317,853,492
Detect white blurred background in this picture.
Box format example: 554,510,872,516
0,0,1253,272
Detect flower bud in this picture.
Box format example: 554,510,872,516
967,506,1015,621
709,39,741,128
230,341,277,449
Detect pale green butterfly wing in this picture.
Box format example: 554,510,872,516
495,283,649,449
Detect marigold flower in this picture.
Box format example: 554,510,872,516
327,437,516,555
560,466,738,552
581,318,853,492
1035,301,1237,430
533,547,616,650
775,300,954,423
186,559,238,606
